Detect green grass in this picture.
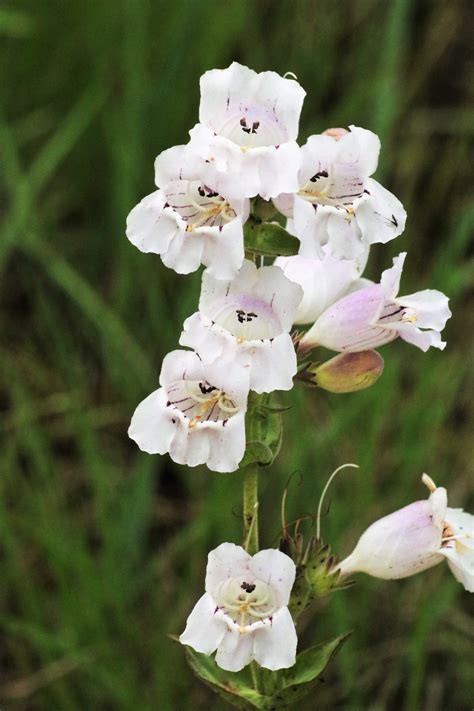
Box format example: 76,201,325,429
1,0,473,709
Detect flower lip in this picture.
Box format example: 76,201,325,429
213,576,278,632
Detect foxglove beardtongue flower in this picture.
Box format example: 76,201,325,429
274,125,406,260
337,474,474,591
274,251,366,325
180,260,303,393
184,62,306,200
300,252,451,353
128,350,249,473
126,146,249,278
180,543,297,671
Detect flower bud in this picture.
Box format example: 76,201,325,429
299,351,384,393
322,127,348,140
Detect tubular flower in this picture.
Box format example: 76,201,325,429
128,350,249,473
180,543,297,671
337,474,474,591
184,62,306,200
126,145,249,279
180,260,303,393
274,125,406,260
274,250,366,325
300,252,451,354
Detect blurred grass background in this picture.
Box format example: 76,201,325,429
1,0,473,708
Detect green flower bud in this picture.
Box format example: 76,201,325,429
299,350,384,393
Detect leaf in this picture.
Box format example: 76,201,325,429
240,441,274,467
244,222,299,257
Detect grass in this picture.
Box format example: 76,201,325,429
1,0,473,708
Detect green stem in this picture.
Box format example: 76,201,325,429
243,463,259,555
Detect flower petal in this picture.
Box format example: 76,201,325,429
440,546,474,592
249,549,296,607
205,411,247,473
126,191,179,255
247,335,297,393
205,542,252,596
395,321,446,352
253,607,297,670
179,593,227,655
397,289,451,331
128,388,176,455
356,178,406,245
215,628,254,672
380,252,406,299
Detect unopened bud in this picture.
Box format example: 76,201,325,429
322,127,348,140
299,350,384,393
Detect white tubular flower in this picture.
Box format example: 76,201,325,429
300,252,451,353
180,260,303,394
185,62,306,200
128,350,249,473
274,250,366,326
274,125,406,260
125,145,249,279
337,474,474,592
180,543,297,671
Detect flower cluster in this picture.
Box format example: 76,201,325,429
127,62,451,474
125,63,465,680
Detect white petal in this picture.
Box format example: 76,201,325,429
441,546,474,592
179,313,227,364
347,125,381,176
168,424,211,468
325,211,367,261
355,178,406,245
292,196,326,259
159,349,206,387
205,411,247,473
201,217,245,279
246,335,297,393
126,191,179,255
301,285,393,352
154,144,202,187
179,593,227,654
250,265,302,333
397,289,452,331
215,628,254,672
249,549,296,607
395,321,446,352
205,542,251,596
160,226,204,275
338,500,445,579
128,388,176,454
380,252,406,299
445,508,474,550
253,607,297,671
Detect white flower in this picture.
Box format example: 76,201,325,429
337,474,474,591
180,542,297,671
128,350,249,473
300,252,451,353
274,250,366,326
180,260,303,393
126,145,249,279
274,126,406,260
184,62,306,200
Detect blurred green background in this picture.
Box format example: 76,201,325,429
1,0,473,709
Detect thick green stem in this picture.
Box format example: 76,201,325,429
243,463,259,555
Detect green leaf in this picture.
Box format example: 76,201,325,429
240,441,274,467
244,221,299,257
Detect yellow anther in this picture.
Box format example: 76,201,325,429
185,224,194,233
240,145,248,153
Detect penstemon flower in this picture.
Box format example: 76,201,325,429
180,543,297,671
184,62,306,200
336,474,474,591
300,252,451,353
180,260,303,393
128,350,249,472
274,126,406,260
274,250,366,325
126,145,249,278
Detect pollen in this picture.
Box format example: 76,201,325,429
185,224,194,233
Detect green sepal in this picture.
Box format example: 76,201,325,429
183,634,349,708
243,221,299,257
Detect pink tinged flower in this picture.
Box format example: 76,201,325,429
128,350,249,473
300,252,451,353
274,251,364,325
185,62,306,200
337,474,474,592
273,125,406,260
125,145,249,279
179,543,297,671
179,260,303,394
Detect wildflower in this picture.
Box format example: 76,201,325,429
274,125,406,260
180,260,303,393
126,145,249,279
337,474,474,591
180,543,297,671
128,350,249,473
300,252,451,353
185,62,306,200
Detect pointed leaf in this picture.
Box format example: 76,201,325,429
244,222,299,257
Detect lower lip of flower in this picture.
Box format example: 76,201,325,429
165,379,239,427
214,578,277,632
